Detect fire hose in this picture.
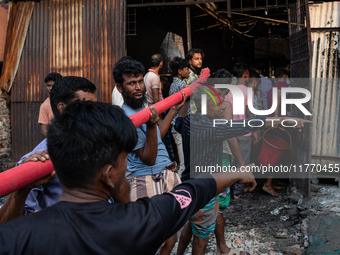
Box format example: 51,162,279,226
0,69,209,197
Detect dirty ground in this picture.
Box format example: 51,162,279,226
304,183,340,255
172,180,340,255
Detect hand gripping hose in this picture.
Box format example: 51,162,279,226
0,69,209,197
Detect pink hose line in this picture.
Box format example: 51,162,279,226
0,69,210,197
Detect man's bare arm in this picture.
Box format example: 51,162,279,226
212,167,257,195
265,117,313,132
223,101,246,166
152,88,160,103
0,151,55,224
39,124,48,138
227,138,246,166
134,107,159,166
0,188,31,224
158,93,187,138
178,99,190,118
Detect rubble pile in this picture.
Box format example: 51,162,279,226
172,186,309,255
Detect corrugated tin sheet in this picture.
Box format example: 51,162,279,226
309,1,340,28
11,0,49,103
309,2,340,165
11,103,41,161
0,1,34,92
10,0,126,161
82,0,126,102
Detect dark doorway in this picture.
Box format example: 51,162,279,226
126,1,292,75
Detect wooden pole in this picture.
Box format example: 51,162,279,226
186,5,192,50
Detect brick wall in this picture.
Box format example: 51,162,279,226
0,92,11,170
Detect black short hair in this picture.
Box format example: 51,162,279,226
209,69,233,88
213,68,232,79
255,62,265,73
47,101,137,189
246,71,260,86
118,56,133,62
186,48,205,61
170,57,190,76
277,59,290,68
232,63,249,78
150,54,163,68
112,58,145,85
50,76,96,118
274,67,288,78
248,70,260,79
44,72,62,83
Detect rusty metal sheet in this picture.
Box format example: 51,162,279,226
11,102,42,161
45,0,125,103
48,0,83,80
11,0,51,103
309,2,340,167
10,0,126,161
82,0,126,103
0,1,34,93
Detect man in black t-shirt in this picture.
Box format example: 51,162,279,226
0,101,257,255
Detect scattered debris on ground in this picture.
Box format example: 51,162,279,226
173,181,340,255
304,183,340,254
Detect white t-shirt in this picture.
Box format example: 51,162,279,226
112,86,124,107
144,71,163,104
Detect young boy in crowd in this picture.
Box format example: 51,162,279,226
169,57,191,178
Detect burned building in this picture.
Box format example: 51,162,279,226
0,0,339,196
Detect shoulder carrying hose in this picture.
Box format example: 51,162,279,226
0,70,209,197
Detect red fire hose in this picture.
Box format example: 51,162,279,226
0,70,209,197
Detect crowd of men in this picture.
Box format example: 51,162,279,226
0,49,311,255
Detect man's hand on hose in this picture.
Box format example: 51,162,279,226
21,150,56,190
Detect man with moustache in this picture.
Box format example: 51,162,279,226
185,48,205,85
113,58,185,255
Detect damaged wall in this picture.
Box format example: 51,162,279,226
0,3,10,169
309,1,340,169
0,93,11,170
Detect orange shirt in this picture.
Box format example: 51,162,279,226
38,97,54,124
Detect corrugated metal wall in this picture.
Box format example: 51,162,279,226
0,2,35,92
309,2,340,166
11,0,126,161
